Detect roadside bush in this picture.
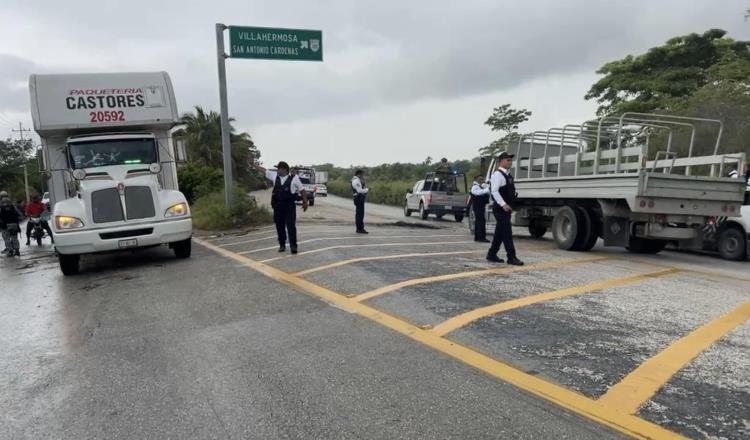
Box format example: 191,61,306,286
192,186,272,230
328,178,412,206
177,162,224,204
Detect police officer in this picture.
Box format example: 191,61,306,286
352,169,369,234
256,161,307,254
470,175,490,242
0,191,22,257
487,152,524,266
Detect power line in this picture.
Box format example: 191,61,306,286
11,122,31,142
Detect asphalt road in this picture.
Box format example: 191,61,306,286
2,196,749,439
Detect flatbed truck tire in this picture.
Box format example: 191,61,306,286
528,223,547,238
576,207,601,251
626,237,666,254
552,206,582,250
173,238,192,259
717,226,746,261
59,254,80,276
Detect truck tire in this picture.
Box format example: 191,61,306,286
528,222,547,238
404,202,412,217
309,198,315,206
419,203,429,220
454,213,464,222
577,207,601,251
59,254,80,276
552,206,582,250
173,238,192,259
717,226,746,261
626,237,666,254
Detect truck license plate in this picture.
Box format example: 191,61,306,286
118,239,138,249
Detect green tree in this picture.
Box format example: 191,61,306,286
585,29,750,116
0,138,42,200
479,104,531,156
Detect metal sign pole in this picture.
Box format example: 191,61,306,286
215,23,234,207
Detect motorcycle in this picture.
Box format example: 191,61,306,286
29,217,45,246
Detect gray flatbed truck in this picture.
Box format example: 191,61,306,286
469,113,746,254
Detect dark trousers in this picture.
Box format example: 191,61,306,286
488,205,516,259
26,220,53,240
273,203,297,248
473,203,487,241
354,196,365,231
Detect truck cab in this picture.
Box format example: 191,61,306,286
29,72,192,275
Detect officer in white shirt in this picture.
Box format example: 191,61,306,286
487,152,524,266
352,169,369,233
729,163,750,204
470,175,491,242
256,161,307,254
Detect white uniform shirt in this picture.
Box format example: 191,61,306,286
471,181,490,196
352,176,369,194
266,170,305,194
729,170,750,191
490,167,511,206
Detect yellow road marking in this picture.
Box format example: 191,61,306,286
431,268,681,336
294,250,485,276
258,241,476,262
352,256,609,303
237,234,467,254
598,300,750,414
195,238,686,440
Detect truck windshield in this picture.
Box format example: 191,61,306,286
68,138,157,169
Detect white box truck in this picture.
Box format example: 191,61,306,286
29,72,192,275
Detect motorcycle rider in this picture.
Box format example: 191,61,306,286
0,191,22,257
25,194,54,245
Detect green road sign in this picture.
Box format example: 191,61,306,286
229,26,323,61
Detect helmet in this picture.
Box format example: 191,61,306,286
0,191,7,197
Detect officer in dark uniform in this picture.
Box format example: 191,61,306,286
351,169,369,233
470,175,490,242
487,152,523,265
256,161,307,254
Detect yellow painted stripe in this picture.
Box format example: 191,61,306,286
294,250,485,276
431,268,680,336
195,238,686,440
237,234,467,254
353,256,609,303
258,241,476,262
598,300,750,414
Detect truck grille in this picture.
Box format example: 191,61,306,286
125,186,155,220
92,188,124,223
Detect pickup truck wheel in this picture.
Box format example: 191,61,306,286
435,213,444,220
59,254,80,276
718,226,746,261
552,206,581,250
404,202,412,217
528,223,547,238
454,214,464,222
626,237,666,254
173,238,192,259
419,203,429,220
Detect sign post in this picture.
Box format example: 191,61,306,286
214,23,323,206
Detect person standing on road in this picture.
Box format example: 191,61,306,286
352,169,369,234
487,152,524,266
255,161,308,254
0,191,22,257
470,175,490,243
0,191,11,255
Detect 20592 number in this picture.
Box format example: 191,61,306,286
89,111,125,123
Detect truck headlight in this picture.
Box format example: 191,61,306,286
165,203,188,218
55,216,84,230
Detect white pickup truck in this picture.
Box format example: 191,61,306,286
29,72,193,275
404,171,469,222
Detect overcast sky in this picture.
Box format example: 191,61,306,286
1,0,748,167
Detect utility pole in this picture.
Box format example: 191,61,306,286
11,122,31,142
11,123,32,203
216,23,234,207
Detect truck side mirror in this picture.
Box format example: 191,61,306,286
174,137,187,163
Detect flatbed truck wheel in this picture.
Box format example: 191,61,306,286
575,207,601,251
528,223,547,238
59,254,80,276
717,226,746,261
552,206,582,250
173,238,192,259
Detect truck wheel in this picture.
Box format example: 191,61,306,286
578,207,601,251
454,214,464,222
420,203,429,220
59,254,80,276
626,237,666,254
718,226,746,261
552,206,581,250
404,202,412,217
173,238,192,259
528,223,547,238
309,198,315,206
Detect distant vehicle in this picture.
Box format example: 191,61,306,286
404,171,468,222
295,166,317,206
315,171,329,184
41,192,50,207
29,72,192,275
316,183,328,197
469,113,746,256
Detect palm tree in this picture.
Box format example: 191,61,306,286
181,106,235,167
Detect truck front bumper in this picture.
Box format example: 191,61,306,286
54,218,192,255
